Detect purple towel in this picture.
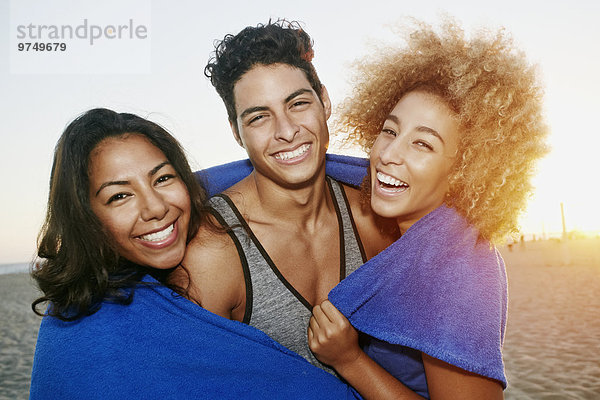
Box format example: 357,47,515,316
329,205,508,387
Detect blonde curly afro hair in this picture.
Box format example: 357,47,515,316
337,19,549,243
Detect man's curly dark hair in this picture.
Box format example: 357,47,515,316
204,19,323,132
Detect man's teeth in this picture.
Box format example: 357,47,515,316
140,224,174,242
377,172,408,187
274,144,310,160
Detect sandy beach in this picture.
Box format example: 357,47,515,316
501,237,600,399
0,271,41,400
1,238,599,399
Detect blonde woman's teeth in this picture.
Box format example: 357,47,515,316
377,172,408,187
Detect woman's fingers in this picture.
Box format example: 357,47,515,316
309,301,361,368
320,300,346,323
312,303,332,325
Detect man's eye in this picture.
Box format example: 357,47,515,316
249,115,265,124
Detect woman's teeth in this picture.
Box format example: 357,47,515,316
139,223,174,242
377,172,408,188
274,144,310,160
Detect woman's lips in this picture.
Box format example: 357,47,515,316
136,220,179,249
374,171,409,195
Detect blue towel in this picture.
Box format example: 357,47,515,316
329,205,508,387
196,153,369,197
30,275,360,399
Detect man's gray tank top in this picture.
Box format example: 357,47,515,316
208,177,367,375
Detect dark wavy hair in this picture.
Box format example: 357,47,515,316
204,19,323,131
32,108,209,321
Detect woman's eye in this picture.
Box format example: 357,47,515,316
414,140,433,150
156,174,175,185
381,128,397,137
107,193,128,204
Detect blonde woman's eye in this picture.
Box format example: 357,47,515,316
415,140,433,150
381,128,397,137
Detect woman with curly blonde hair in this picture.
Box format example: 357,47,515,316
308,20,548,399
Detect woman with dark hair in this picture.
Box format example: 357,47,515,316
32,107,207,321
29,108,359,399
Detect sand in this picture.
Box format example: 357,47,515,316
501,238,600,399
0,273,41,400
1,238,599,398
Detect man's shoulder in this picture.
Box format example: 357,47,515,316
209,175,258,216
185,218,240,266
334,179,362,200
333,179,367,219
180,216,246,317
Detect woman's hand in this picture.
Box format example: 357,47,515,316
308,300,362,369
308,301,424,399
307,302,501,400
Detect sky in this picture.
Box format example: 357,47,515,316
1,0,599,264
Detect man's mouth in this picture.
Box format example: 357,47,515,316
274,144,311,161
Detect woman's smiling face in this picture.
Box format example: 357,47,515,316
88,134,191,269
370,90,460,233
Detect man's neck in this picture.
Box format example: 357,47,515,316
239,169,334,232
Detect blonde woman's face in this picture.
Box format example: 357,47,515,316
370,90,459,233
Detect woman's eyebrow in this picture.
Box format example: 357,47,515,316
385,115,445,144
95,180,129,197
385,114,400,125
95,161,170,197
149,161,170,177
416,126,445,144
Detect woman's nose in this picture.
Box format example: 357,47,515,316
379,137,406,165
139,189,169,221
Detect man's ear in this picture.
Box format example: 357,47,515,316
320,85,332,120
230,120,244,147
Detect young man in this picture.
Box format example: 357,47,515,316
175,20,397,375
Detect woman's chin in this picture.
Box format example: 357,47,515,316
142,248,186,270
